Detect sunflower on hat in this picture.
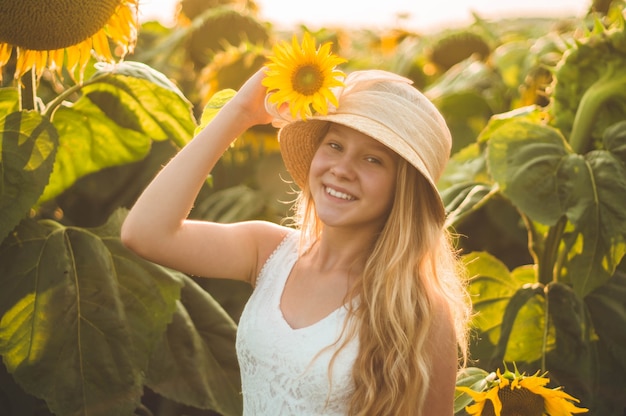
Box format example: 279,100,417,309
0,0,138,82
456,365,588,416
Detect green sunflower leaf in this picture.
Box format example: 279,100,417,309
496,282,549,364
146,274,242,416
463,252,535,346
0,111,58,242
439,141,492,191
585,271,626,372
584,270,626,411
92,61,189,104
454,367,490,413
41,97,151,203
0,88,19,120
195,88,237,136
0,210,182,416
431,91,494,154
545,282,593,401
442,182,494,227
39,64,196,203
486,118,626,297
87,62,196,149
486,120,584,226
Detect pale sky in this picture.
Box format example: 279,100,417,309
138,0,590,31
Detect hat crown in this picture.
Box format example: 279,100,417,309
330,70,452,183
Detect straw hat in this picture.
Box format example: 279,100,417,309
275,70,452,210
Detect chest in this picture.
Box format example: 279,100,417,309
280,265,353,330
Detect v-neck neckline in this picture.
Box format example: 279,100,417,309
277,258,347,332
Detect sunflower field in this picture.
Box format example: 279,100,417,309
0,0,625,415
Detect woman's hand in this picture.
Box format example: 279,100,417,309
225,67,274,129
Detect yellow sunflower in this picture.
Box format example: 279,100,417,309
457,368,589,416
0,0,138,82
262,32,346,120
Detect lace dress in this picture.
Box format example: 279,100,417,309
236,231,359,415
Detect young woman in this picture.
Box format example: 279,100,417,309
122,68,471,415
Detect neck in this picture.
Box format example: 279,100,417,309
307,226,378,275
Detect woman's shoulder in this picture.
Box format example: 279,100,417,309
237,221,298,284
242,220,297,251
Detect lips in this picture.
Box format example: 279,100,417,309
325,186,356,201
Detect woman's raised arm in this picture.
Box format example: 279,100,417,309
121,68,288,283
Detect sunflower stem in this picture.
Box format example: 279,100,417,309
43,73,110,120
541,284,551,373
538,216,567,286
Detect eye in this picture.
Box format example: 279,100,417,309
365,156,382,164
328,142,342,151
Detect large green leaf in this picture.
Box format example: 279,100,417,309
40,62,196,203
604,120,626,162
464,252,552,364
463,252,535,345
486,119,626,296
88,61,195,149
585,271,626,372
95,210,184,368
146,274,242,416
544,282,593,404
439,141,495,228
0,211,182,416
561,151,626,296
433,91,494,154
0,111,58,242
454,367,490,414
487,120,582,225
194,88,237,136
0,88,19,119
584,271,626,414
42,98,151,203
498,284,550,364
425,59,508,115
442,182,494,228
439,142,491,190
562,123,626,297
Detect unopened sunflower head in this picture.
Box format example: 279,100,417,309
262,31,346,122
457,366,589,416
0,0,138,82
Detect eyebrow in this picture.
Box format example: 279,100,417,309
366,141,397,159
325,126,396,157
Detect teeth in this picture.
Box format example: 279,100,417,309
326,186,355,200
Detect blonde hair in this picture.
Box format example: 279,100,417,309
293,158,470,415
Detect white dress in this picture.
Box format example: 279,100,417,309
236,230,359,415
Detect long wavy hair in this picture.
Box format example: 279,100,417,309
292,157,471,415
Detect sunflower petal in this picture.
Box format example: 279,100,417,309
0,43,12,67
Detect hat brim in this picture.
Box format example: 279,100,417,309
278,117,446,218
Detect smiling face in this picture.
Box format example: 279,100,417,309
308,123,399,234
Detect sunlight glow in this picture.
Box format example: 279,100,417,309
138,0,590,31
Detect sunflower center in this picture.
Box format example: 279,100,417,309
482,387,545,416
292,65,324,96
0,0,122,50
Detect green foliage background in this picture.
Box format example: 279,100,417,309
1,0,625,415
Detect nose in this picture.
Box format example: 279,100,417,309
330,153,356,180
